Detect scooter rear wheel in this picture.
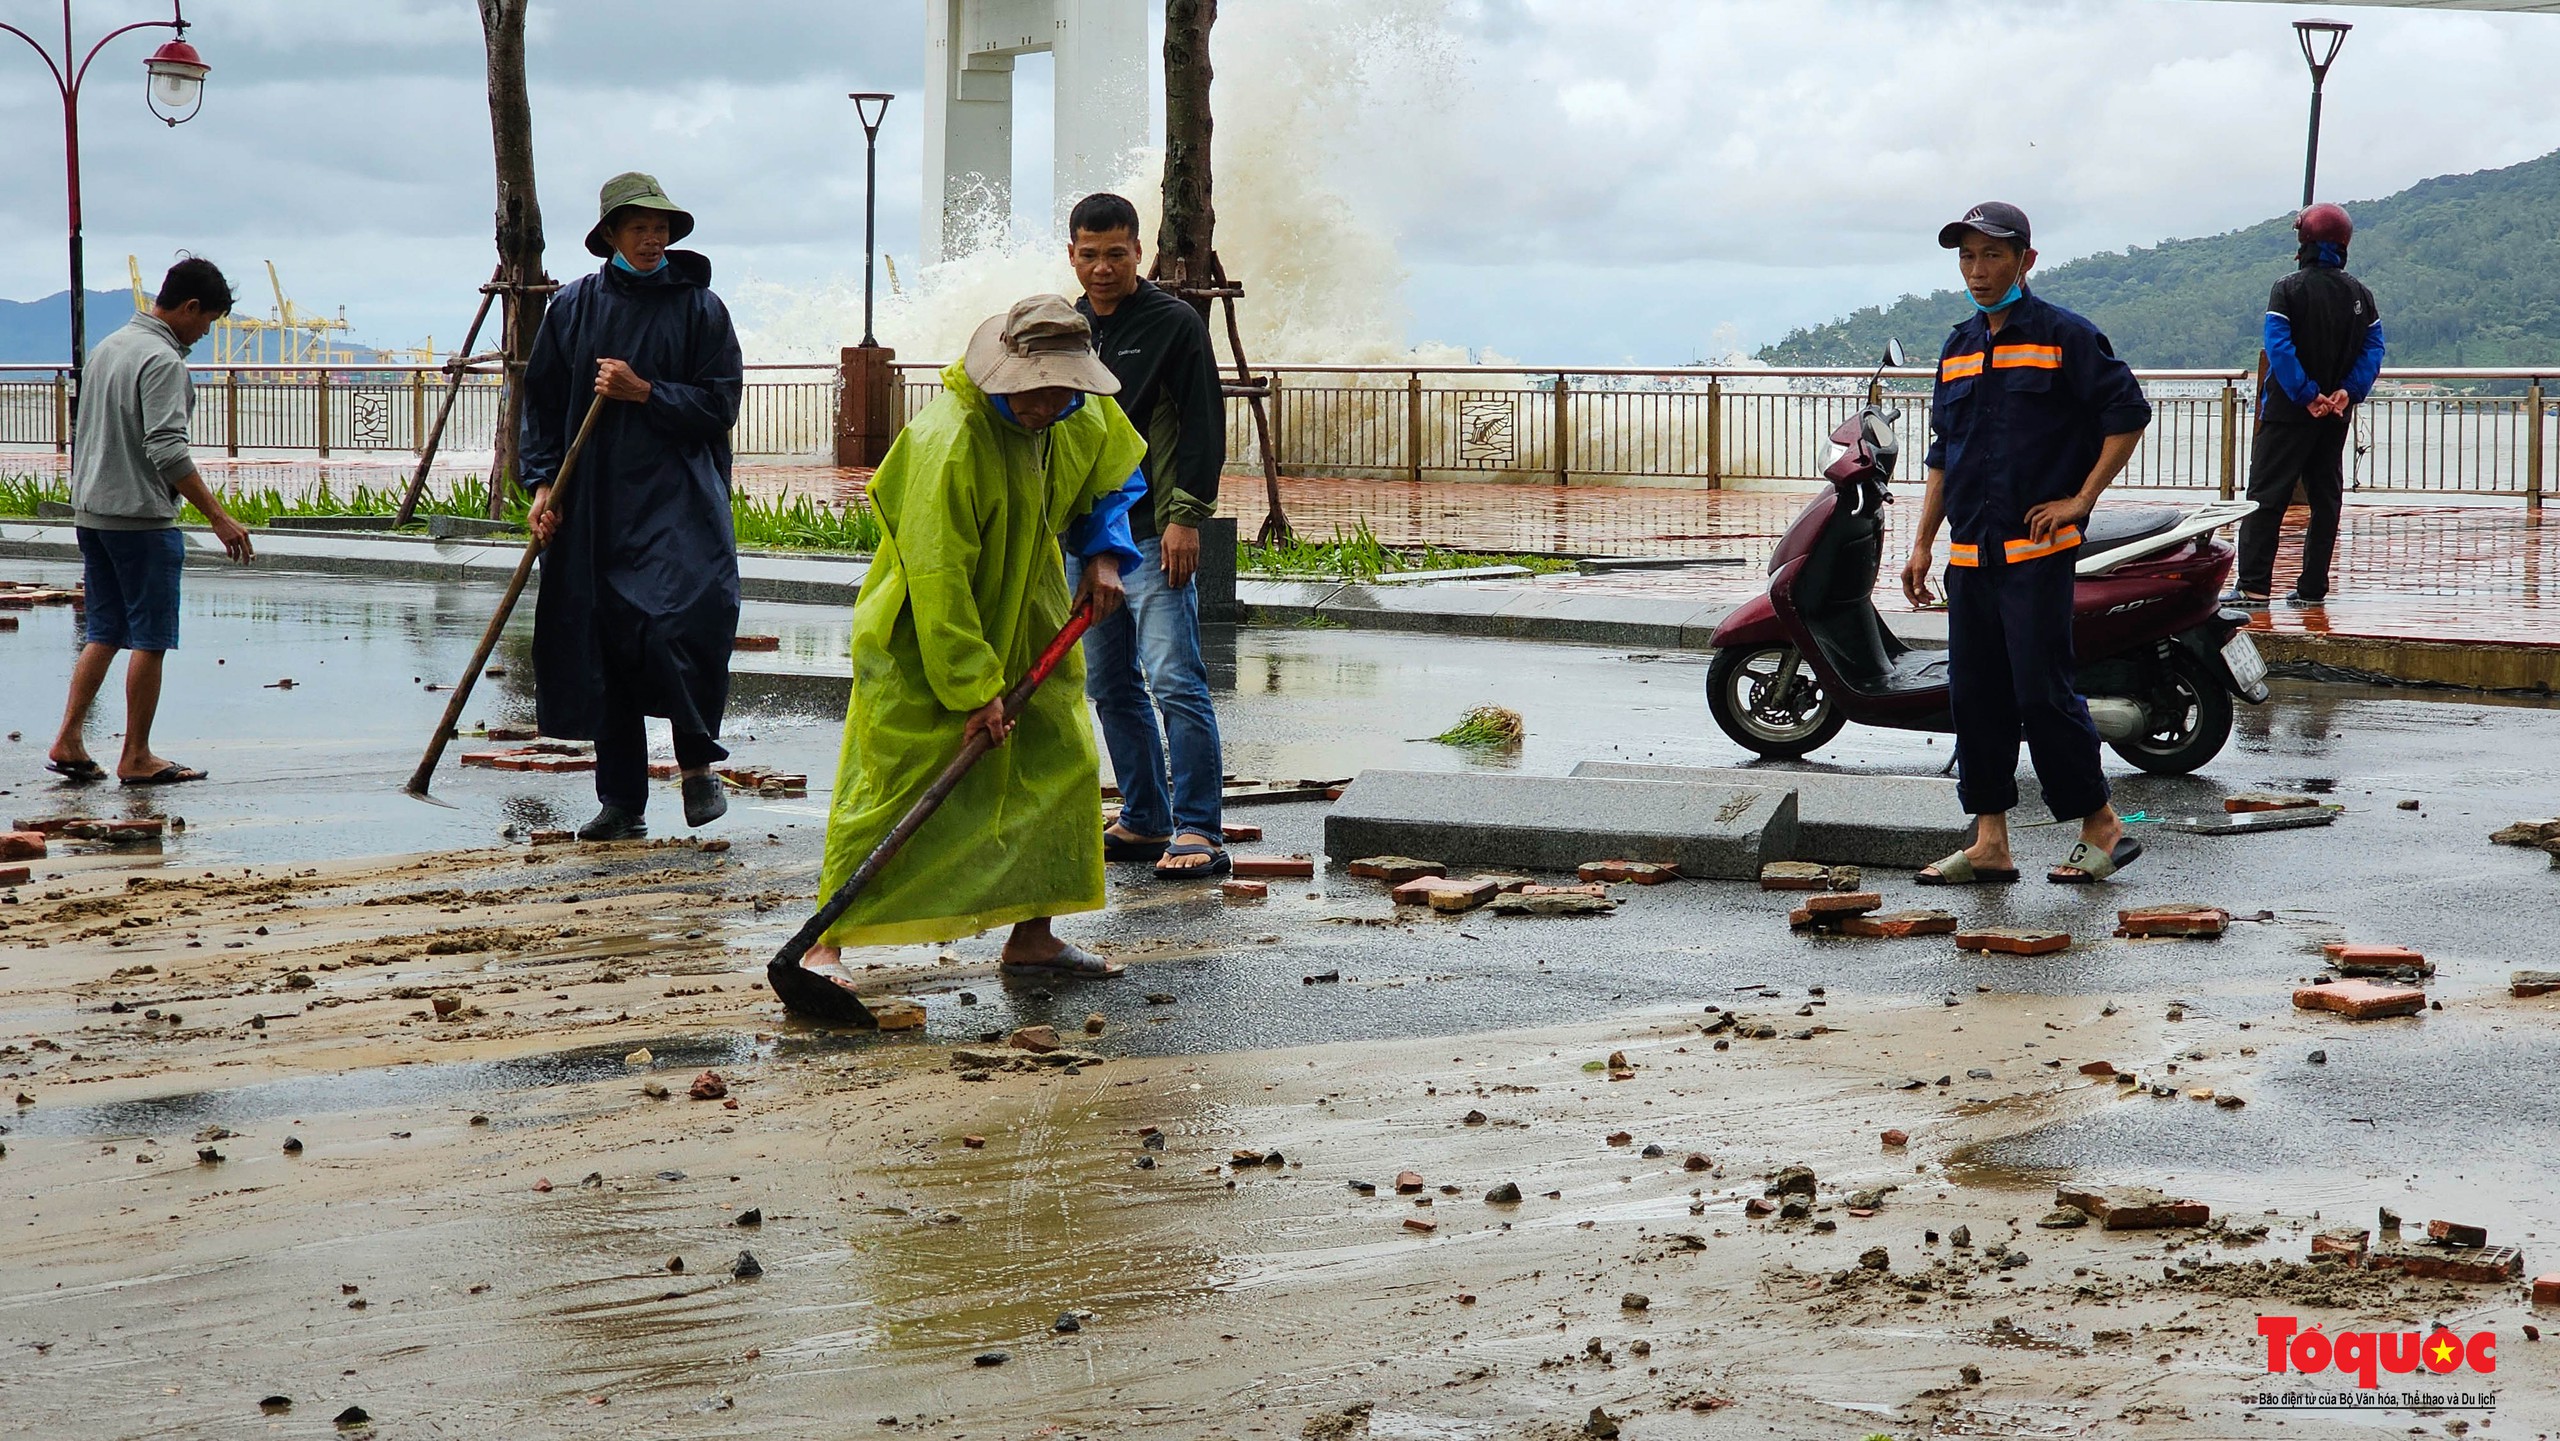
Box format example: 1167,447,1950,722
2106,647,2233,776
1706,645,1845,760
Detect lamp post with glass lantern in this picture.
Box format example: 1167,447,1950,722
2294,19,2350,209
0,1,209,397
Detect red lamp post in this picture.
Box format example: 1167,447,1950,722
0,1,209,398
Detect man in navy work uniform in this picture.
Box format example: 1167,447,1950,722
2227,202,2383,609
1900,202,2153,885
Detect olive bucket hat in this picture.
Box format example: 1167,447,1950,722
585,171,696,258
962,295,1121,397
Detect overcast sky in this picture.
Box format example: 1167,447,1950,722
7,0,2560,364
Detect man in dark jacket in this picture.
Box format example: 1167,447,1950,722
521,171,745,841
1065,192,1231,879
2229,203,2384,608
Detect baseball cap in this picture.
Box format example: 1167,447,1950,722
1938,201,2032,249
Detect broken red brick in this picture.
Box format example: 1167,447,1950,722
457,751,508,769
1219,879,1268,902
961,1135,986,1149
1394,1171,1424,1194
484,726,538,742
1578,860,1678,885
1838,908,1958,939
1008,1026,1061,1054
2113,905,2231,939
2533,1274,2560,1307
489,754,534,771
647,762,681,780
1683,1152,1712,1171
731,634,781,652
2293,979,2427,1020
1391,876,1497,914
0,832,46,863
1744,1197,1776,1217
1802,890,1883,916
2322,943,2433,977
1220,823,1262,843
2310,1226,2370,1257
1349,855,1445,885
1758,861,1833,891
0,615,16,631
1230,854,1315,880
2054,1184,2209,1230
2076,1060,2118,1077
522,754,598,774
1606,1131,1632,1146
2515,970,2560,999
687,1070,728,1101
2225,791,2319,813
2427,1218,2489,1249
2367,1244,2522,1283
1880,1129,1908,1148
1403,1217,1438,1235
1954,928,2071,957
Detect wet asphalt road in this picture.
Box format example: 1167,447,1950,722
5,560,2558,1248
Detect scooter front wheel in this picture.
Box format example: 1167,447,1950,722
1706,644,1845,760
2106,647,2233,776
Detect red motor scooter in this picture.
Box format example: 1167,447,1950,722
1704,341,2269,774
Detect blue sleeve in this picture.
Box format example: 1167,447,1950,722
2263,311,2321,408
2344,321,2385,403
1923,348,1952,472
2068,323,2152,436
1065,468,1144,575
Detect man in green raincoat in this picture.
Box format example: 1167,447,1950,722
797,296,1147,984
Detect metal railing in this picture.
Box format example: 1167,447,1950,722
0,362,839,460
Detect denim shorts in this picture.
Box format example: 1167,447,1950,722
77,525,184,652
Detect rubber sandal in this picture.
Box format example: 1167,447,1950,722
999,940,1125,979
1152,839,1232,879
2051,835,2143,884
1104,828,1170,863
1914,850,2019,886
120,764,206,787
45,759,105,783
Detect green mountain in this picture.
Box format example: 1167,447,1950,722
1758,147,2560,369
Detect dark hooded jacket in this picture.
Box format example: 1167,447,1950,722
518,250,744,742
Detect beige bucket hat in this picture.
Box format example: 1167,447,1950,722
963,295,1121,396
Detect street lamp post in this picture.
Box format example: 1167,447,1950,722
2294,18,2350,209
0,2,209,396
850,91,892,347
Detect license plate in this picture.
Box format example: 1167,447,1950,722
2220,632,2268,696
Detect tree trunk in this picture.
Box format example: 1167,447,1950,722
481,0,549,516
1157,0,1215,318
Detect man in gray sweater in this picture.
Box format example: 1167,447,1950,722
46,258,254,786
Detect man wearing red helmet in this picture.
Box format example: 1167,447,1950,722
2229,203,2384,608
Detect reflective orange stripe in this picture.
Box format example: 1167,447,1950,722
1940,352,1985,381
2003,526,2082,563
1947,543,1980,568
1991,343,2063,370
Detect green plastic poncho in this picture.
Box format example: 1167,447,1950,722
817,361,1148,949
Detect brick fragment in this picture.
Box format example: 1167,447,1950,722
1220,823,1262,843
731,634,781,651
1473,874,1534,894
1230,854,1315,879
1394,1171,1424,1194
1348,855,1443,884
1392,876,1497,913
2114,905,2230,939
2367,1244,2522,1283
1403,1217,1438,1235
2076,1060,2117,1077
2533,1273,2560,1306
1759,861,1832,891
2427,1218,2488,1248
1219,880,1268,902
522,754,598,774
1519,883,1608,898
1579,860,1679,885
0,832,46,863
1838,908,1958,939
2310,1226,2369,1257
2515,970,2560,999
1803,890,1884,916
1008,1026,1061,1054
2292,979,2427,1020
2053,1183,2209,1230
2225,791,2320,813
457,751,508,769
2323,943,2432,977
1880,1129,1907,1148
1954,928,2071,956
489,754,533,771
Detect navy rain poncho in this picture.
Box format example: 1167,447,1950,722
517,250,745,744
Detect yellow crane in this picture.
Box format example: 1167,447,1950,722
267,260,353,371
128,254,273,365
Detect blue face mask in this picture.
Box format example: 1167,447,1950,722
1972,281,2024,314
610,251,665,275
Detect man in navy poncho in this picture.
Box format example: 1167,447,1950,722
520,171,745,841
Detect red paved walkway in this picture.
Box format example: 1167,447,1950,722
7,452,2553,650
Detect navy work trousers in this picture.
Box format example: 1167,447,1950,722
1945,548,2109,822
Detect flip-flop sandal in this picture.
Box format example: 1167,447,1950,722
1104,828,1170,863
999,941,1125,979
1914,850,2020,886
2050,835,2143,884
1152,839,1232,879
46,759,105,783
120,764,206,787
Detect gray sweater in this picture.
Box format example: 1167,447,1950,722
71,314,197,531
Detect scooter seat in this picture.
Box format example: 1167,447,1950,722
2077,507,2182,560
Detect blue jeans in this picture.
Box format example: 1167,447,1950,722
1069,535,1225,840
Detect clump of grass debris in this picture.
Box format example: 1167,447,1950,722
1431,704,1525,749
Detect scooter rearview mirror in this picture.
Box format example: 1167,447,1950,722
1883,338,1905,369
